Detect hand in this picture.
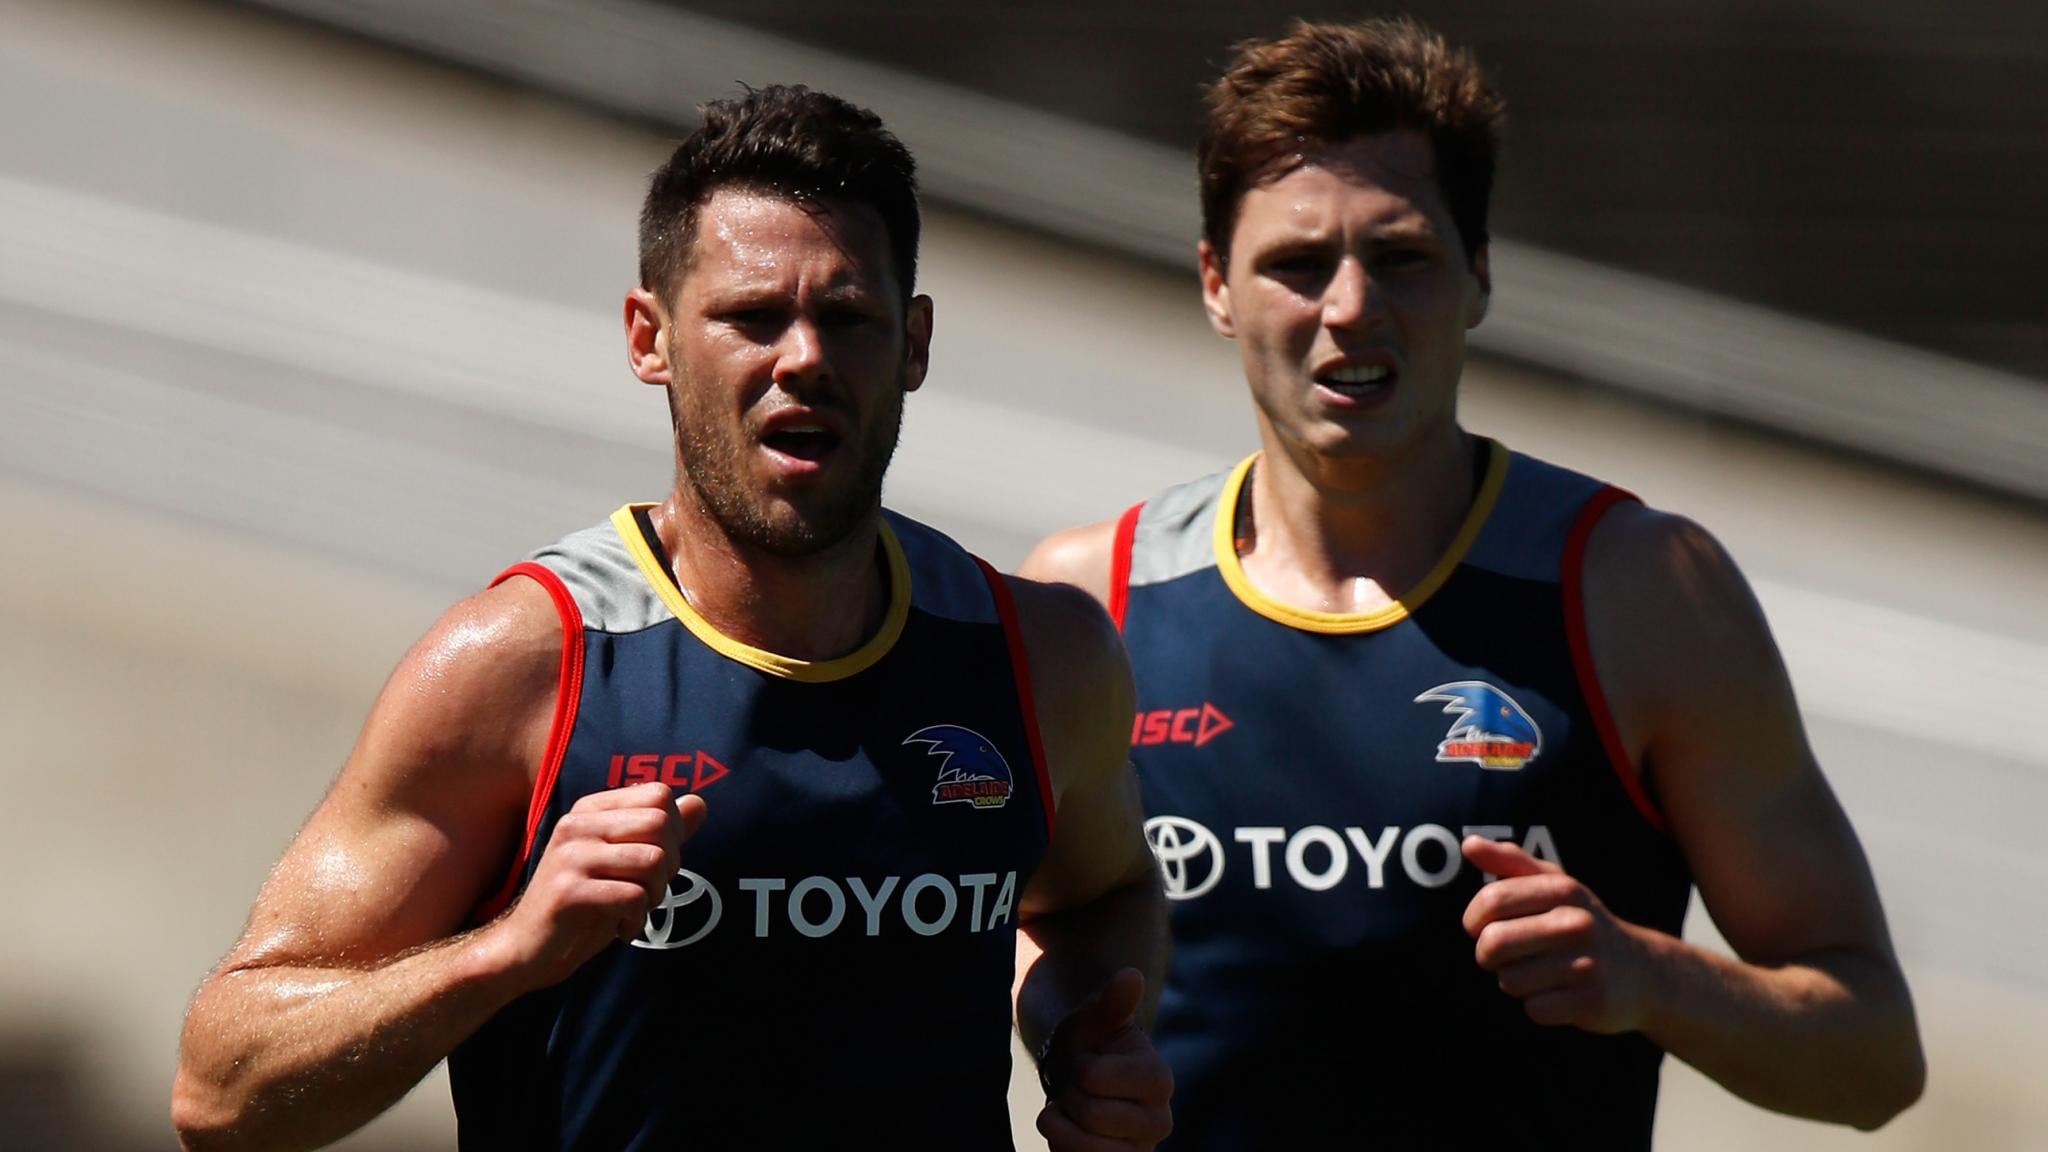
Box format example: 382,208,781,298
493,782,707,990
1460,835,1659,1034
1037,968,1174,1151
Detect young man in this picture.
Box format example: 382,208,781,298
172,86,1172,1152
1023,19,1922,1149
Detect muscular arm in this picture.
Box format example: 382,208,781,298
1008,575,1164,1047
172,580,695,1151
1470,503,1922,1130
1601,506,1922,1126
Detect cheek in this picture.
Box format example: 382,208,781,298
1237,288,1318,357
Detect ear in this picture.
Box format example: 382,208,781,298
624,287,672,386
902,294,934,394
1198,240,1236,339
1465,243,1491,330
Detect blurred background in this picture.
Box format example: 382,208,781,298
2,0,2044,1148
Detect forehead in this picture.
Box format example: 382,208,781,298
683,186,897,295
1232,131,1452,244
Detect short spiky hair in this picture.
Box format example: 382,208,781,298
1199,17,1504,264
638,84,921,303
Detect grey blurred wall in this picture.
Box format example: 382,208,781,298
1,1,2044,1149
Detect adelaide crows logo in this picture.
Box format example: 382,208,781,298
904,724,1014,810
1414,681,1542,770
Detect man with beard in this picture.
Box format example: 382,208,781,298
173,86,1171,1152
1023,17,1922,1150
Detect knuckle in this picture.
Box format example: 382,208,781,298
1473,923,1508,967
1555,906,1596,938
1066,1096,1109,1131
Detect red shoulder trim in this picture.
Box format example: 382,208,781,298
1107,502,1143,631
1562,487,1668,834
974,556,1057,841
471,561,585,923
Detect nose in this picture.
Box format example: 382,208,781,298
1322,257,1379,332
772,315,829,391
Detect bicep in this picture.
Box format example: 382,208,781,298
222,586,555,971
1590,510,1892,964
1021,752,1154,919
1007,578,1152,918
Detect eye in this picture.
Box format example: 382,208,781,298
1372,247,1432,271
1266,250,1331,277
723,307,783,329
818,305,883,331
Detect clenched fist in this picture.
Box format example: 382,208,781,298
491,783,707,991
1462,835,1660,1034
1038,968,1174,1151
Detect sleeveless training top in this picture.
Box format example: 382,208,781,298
447,505,1053,1151
1113,441,1692,1150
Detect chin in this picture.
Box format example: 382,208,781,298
741,497,878,558
1297,415,1411,459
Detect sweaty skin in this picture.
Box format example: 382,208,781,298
1024,130,1921,1131
173,190,1170,1152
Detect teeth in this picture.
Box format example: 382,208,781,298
1326,364,1389,385
783,423,826,434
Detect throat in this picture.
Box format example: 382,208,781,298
640,501,896,663
1234,436,1490,615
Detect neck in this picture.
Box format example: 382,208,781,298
1239,419,1480,613
648,490,889,663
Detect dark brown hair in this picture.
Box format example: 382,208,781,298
639,85,920,303
1199,17,1504,264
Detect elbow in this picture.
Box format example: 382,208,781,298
170,1070,227,1151
1848,1040,1926,1132
171,1064,256,1152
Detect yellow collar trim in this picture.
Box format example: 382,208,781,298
1211,439,1508,634
609,504,911,682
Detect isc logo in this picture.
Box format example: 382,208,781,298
1131,703,1233,749
606,751,730,793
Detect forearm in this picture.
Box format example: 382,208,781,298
1638,932,1924,1129
173,928,526,1152
1015,872,1167,1055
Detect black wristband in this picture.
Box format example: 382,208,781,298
1035,1014,1076,1097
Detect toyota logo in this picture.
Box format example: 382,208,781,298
1144,816,1224,900
632,868,721,950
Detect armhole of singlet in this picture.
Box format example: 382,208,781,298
470,560,587,924
1106,502,1143,632
1561,487,1669,835
973,556,1057,841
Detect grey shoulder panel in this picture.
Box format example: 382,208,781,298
885,509,996,626
1128,468,1230,589
530,517,670,634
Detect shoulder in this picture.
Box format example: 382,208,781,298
1017,516,1124,608
1002,574,1130,695
1578,500,1789,766
354,574,568,797
999,573,1135,801
1581,501,1763,652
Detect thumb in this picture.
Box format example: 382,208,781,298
675,793,708,839
1461,834,1556,880
1071,968,1145,1050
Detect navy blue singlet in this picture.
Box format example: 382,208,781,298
1113,441,1691,1150
447,506,1053,1151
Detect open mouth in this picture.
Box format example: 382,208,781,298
761,425,843,462
1313,362,1395,401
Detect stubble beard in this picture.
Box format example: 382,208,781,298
668,372,905,559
